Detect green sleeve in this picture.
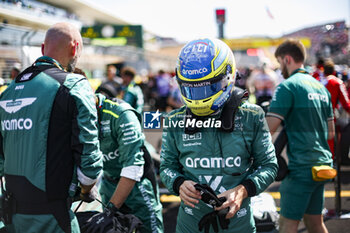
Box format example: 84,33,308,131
268,83,293,120
245,107,278,195
69,77,103,184
112,110,144,178
159,117,184,195
135,87,144,113
123,86,144,113
123,91,137,109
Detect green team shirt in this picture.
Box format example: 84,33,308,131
122,82,144,114
268,69,333,171
160,103,278,233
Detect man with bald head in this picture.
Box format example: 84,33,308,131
0,22,103,232
42,22,83,72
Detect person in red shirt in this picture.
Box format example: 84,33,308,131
323,59,350,157
312,58,324,81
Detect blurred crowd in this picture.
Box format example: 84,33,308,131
93,66,182,113
1,57,350,116
240,59,350,115
1,0,79,21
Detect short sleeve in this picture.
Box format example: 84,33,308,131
267,83,293,121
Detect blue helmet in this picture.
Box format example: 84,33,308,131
176,38,236,116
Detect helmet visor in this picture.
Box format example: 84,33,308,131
178,75,230,100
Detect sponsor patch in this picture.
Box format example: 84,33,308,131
0,98,36,114
236,208,247,218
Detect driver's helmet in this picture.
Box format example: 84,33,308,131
176,38,236,116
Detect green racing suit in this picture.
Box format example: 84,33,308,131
160,103,278,233
96,94,163,233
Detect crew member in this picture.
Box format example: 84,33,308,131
0,22,103,233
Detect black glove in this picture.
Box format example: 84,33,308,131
216,208,230,230
198,208,230,233
195,184,230,233
195,184,226,207
71,186,97,203
80,185,98,203
198,211,219,233
80,192,96,203
82,202,118,233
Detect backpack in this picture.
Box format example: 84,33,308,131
76,211,142,233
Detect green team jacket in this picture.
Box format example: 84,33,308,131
160,103,278,233
0,56,103,195
96,94,163,233
0,56,103,233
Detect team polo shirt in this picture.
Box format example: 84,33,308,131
267,69,333,171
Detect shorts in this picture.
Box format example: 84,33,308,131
279,175,325,220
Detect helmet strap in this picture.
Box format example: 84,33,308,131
219,87,248,133
184,108,202,135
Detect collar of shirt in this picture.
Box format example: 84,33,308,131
34,56,65,71
290,68,309,76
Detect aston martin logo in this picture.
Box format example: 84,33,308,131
0,98,37,113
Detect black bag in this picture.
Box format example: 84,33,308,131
254,211,278,232
76,211,142,233
251,193,279,232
